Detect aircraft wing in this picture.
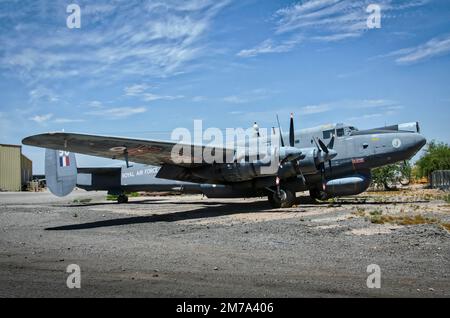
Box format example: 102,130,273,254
22,132,235,167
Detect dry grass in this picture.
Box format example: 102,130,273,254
370,213,439,226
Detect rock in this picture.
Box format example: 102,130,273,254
429,288,434,292
213,266,219,271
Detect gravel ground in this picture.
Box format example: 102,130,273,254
0,189,449,297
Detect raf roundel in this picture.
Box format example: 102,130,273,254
392,138,402,149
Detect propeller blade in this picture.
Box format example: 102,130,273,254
276,114,285,147
328,160,332,176
318,138,329,154
327,135,335,149
320,162,325,189
289,113,295,147
312,137,320,150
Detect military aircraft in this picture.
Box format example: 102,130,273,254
22,115,426,208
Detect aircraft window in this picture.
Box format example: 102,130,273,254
322,129,335,139
336,128,345,137
349,126,357,131
295,139,300,144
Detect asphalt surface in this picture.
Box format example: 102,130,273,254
0,189,449,297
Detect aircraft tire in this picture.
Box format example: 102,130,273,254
309,189,329,201
117,194,129,204
268,189,295,208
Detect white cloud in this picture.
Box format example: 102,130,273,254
86,107,147,119
124,84,184,101
89,101,104,108
388,34,450,64
53,118,85,124
238,0,429,57
124,84,153,96
0,1,230,83
301,104,331,114
237,37,303,57
29,87,58,103
30,113,53,123
222,88,276,103
142,93,184,102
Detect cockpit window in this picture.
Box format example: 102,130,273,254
323,129,335,139
349,126,357,131
336,128,345,137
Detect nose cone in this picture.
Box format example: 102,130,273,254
403,133,427,158
416,134,427,150
327,149,338,160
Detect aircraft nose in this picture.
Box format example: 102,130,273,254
414,134,427,150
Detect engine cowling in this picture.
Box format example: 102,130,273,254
324,173,372,196
296,148,320,175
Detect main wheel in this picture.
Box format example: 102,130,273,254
309,189,329,201
117,194,129,204
268,189,296,208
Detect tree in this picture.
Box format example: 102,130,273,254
416,141,450,178
371,161,411,190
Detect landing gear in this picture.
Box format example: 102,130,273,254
268,188,296,208
309,189,330,201
117,194,129,204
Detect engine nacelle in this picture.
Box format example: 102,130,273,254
296,148,319,175
324,173,372,196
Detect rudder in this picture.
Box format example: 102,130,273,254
45,149,77,197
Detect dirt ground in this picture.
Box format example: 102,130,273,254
0,187,449,297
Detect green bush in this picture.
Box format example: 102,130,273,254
416,141,450,178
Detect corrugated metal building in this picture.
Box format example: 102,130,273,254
0,144,33,191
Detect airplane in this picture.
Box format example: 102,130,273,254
22,115,426,208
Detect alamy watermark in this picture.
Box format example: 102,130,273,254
66,264,81,289
170,120,282,175
367,4,382,29
366,264,381,289
66,4,81,29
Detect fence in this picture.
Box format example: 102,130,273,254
430,170,450,190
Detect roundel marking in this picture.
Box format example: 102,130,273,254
392,138,402,149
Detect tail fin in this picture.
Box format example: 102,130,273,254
45,149,77,197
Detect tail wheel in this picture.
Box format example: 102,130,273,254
268,189,296,208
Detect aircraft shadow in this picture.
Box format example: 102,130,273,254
45,196,429,231
45,201,275,231
61,198,166,207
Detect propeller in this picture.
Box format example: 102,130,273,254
274,113,305,197
312,136,337,189
276,114,285,147
289,113,295,147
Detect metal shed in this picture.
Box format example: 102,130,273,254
0,144,32,191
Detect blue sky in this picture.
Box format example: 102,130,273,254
0,0,449,173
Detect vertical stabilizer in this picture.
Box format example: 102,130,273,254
45,149,77,197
